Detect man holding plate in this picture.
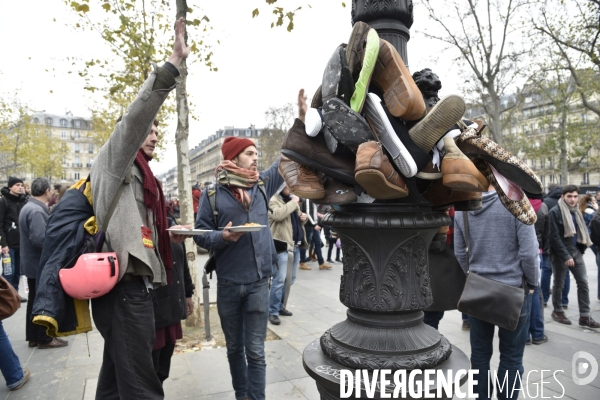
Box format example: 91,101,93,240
194,135,284,400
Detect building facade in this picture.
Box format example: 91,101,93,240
31,112,98,184
464,92,600,191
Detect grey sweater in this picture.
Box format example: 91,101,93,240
454,191,539,288
18,198,49,279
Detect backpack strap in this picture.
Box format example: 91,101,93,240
101,169,132,232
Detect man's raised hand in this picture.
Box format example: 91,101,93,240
298,88,308,122
168,17,190,68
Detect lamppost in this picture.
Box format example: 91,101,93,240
301,1,471,398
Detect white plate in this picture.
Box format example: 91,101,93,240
224,225,267,232
167,228,212,236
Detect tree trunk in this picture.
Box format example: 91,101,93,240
175,0,202,327
559,107,569,184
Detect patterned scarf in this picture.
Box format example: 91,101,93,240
134,149,173,283
215,160,259,210
558,197,592,246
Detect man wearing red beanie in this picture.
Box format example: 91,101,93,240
195,136,283,400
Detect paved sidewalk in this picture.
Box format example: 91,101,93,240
1,251,599,399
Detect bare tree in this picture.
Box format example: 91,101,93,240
532,0,600,118
258,102,294,170
420,0,530,146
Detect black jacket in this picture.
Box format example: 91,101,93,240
534,203,550,254
548,205,587,262
0,187,27,248
154,237,195,329
543,186,562,212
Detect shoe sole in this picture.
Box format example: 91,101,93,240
290,188,326,199
443,173,489,192
322,98,375,149
10,368,30,391
416,170,443,180
346,21,370,78
304,108,323,137
409,95,466,152
322,45,354,105
364,93,418,177
281,149,356,186
350,29,379,114
372,39,425,120
355,169,409,200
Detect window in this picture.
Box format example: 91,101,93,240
74,143,80,152
87,158,93,167
540,158,545,169
550,174,554,183
61,131,66,139
582,113,588,123
74,120,81,128
74,172,80,180
74,131,80,139
245,129,251,137
583,173,590,185
74,156,80,164
541,175,545,185
88,144,94,153
33,118,39,123
531,159,536,168
46,117,53,125
234,130,239,137
60,119,67,127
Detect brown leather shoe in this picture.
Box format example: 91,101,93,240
38,338,68,349
416,159,442,180
28,341,38,348
422,179,482,211
551,311,572,325
579,316,600,328
441,137,489,192
278,156,325,199
319,263,332,270
372,39,426,121
299,263,312,270
282,118,356,186
355,141,408,200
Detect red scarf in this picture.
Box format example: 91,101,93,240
134,149,173,283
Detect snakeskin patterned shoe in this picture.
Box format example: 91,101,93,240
456,121,543,194
473,158,537,225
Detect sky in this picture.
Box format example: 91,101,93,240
0,0,460,175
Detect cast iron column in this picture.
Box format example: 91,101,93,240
301,1,470,399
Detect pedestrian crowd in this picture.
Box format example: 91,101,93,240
1,17,599,400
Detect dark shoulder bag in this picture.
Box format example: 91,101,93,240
457,212,526,331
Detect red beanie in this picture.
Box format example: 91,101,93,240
221,137,256,161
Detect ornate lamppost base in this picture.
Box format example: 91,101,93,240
303,339,470,399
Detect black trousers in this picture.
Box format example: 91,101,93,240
25,278,52,344
152,342,176,383
91,280,163,400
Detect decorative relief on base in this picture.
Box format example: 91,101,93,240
320,329,452,371
339,234,432,311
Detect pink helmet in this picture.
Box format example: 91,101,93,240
59,253,119,300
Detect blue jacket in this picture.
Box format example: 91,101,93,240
194,159,283,284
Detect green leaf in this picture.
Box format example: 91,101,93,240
252,8,259,18
102,3,110,11
266,0,277,4
78,4,90,13
341,2,346,7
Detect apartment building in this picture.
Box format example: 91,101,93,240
32,112,98,183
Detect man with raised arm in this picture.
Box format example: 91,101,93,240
194,127,285,399
89,18,189,400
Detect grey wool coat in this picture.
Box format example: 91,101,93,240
90,64,177,285
18,198,50,279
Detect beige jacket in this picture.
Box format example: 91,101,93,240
268,194,308,249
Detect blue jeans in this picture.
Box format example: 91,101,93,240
469,292,531,400
217,277,269,400
529,286,544,340
300,226,324,265
268,252,288,315
540,253,569,305
0,321,25,389
281,246,300,307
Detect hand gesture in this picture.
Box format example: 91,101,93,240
300,213,307,222
222,221,245,243
290,194,301,204
298,88,308,122
168,17,190,68
565,258,575,267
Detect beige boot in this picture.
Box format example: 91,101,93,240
441,137,489,192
